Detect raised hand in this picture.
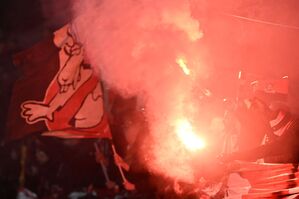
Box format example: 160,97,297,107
21,101,53,124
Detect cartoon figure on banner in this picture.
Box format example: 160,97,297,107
20,25,109,138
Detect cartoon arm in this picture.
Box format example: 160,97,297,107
21,67,92,124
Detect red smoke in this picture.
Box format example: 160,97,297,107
71,0,212,183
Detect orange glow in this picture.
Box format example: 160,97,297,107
175,118,205,151
176,58,190,75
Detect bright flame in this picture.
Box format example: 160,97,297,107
176,58,190,75
175,118,205,151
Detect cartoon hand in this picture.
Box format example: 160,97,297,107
21,101,54,124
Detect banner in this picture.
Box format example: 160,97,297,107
227,161,299,198
6,24,111,140
251,76,289,103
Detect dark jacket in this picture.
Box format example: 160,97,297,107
226,114,299,163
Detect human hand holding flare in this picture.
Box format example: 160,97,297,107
94,143,117,190
111,145,136,191
94,143,135,191
95,145,109,166
113,151,129,171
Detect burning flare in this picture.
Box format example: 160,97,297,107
176,58,191,75
175,118,205,151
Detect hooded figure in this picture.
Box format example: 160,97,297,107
222,98,299,164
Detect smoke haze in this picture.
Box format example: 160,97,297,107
72,0,211,183
71,0,299,183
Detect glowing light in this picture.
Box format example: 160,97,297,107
175,118,205,151
238,70,242,80
176,58,190,75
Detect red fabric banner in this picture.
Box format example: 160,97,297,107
6,25,111,140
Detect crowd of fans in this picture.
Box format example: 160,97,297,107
0,133,164,199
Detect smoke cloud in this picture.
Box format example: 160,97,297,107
71,0,212,183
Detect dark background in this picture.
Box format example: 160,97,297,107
0,0,72,140
1,0,299,140
0,0,299,198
